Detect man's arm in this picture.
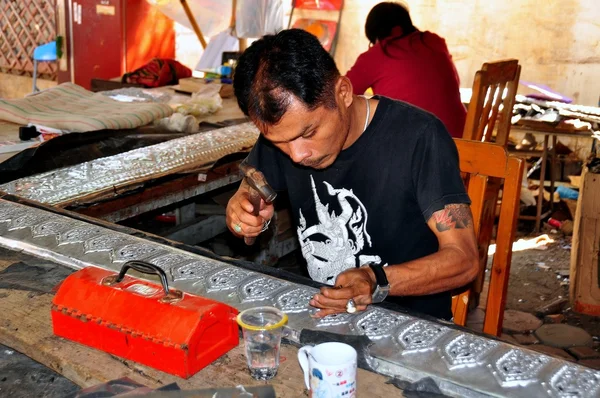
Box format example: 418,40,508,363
382,203,479,296
310,203,479,316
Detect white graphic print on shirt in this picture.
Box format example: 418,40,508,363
297,175,382,284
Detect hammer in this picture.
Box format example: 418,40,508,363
239,161,277,245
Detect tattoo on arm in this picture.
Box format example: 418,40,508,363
432,204,472,232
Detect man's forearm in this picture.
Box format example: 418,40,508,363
383,245,478,296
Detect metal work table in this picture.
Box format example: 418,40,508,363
0,197,596,397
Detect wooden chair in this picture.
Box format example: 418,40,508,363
452,139,524,336
458,59,522,328
462,59,521,146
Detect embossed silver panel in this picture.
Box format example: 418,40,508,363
546,364,600,398
397,320,452,354
148,253,194,271
0,199,597,398
111,243,166,263
205,267,254,292
9,214,52,231
171,260,222,281
276,287,318,313
316,312,357,327
351,308,411,340
0,123,259,205
238,276,289,303
84,234,134,253
31,220,71,238
442,334,500,370
58,226,103,245
491,349,552,387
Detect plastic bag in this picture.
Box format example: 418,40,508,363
146,0,232,38
175,88,223,117
235,0,284,38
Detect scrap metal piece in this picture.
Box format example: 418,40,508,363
0,123,259,206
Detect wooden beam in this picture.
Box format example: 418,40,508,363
180,0,207,49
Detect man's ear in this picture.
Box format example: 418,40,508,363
335,76,354,109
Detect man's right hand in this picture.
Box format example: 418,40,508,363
226,181,275,238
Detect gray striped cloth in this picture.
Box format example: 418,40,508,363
0,83,173,132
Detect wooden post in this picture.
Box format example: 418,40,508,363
230,0,247,52
570,168,600,316
180,0,207,49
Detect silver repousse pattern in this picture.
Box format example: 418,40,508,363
171,260,221,281
205,267,254,292
32,220,71,238
84,234,134,253
58,226,103,245
275,287,317,313
9,214,51,231
238,276,289,303
397,320,452,354
491,349,552,387
0,199,595,398
111,243,166,263
148,253,194,271
0,123,259,205
351,308,411,340
546,364,600,398
442,334,500,370
0,201,28,221
316,312,357,327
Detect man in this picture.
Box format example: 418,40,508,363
226,29,478,320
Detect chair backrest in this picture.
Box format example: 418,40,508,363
452,139,524,336
463,59,521,147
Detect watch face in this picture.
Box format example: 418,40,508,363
372,285,390,303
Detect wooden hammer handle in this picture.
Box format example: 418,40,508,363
244,187,262,246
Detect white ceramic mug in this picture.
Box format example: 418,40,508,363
297,342,357,398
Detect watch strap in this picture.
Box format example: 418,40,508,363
368,263,389,287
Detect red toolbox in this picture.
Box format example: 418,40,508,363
51,261,239,378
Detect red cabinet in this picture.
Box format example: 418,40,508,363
57,0,175,89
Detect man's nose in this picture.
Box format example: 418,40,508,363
288,141,311,163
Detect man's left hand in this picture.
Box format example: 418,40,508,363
309,267,375,318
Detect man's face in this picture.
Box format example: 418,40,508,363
259,94,351,170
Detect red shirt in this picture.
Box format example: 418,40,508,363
346,30,466,138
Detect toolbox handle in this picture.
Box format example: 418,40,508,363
117,261,170,296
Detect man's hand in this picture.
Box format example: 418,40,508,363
226,181,275,238
310,267,375,318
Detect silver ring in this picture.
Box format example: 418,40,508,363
346,298,357,314
233,223,242,233
260,218,271,233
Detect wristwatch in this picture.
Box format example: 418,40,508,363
363,263,390,303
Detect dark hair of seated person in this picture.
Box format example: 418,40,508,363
365,2,425,56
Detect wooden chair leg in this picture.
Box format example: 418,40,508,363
452,291,470,326
483,159,524,336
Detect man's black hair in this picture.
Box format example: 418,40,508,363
233,29,340,126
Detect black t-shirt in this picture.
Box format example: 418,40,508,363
247,96,470,319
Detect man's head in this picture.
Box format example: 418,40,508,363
234,29,355,169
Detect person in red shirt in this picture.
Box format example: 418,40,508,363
346,2,466,138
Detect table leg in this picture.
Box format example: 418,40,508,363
550,135,557,212
535,135,549,232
